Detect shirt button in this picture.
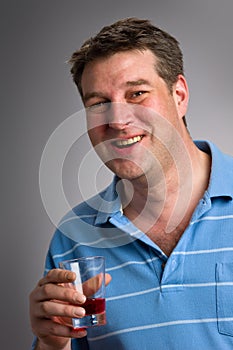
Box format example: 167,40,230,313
169,259,177,270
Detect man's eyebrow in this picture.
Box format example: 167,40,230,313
126,79,151,86
83,92,106,104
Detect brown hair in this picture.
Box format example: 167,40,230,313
69,17,184,98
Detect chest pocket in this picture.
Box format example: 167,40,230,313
216,262,233,336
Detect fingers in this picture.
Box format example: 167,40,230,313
36,281,86,305
105,273,112,286
38,268,76,286
82,273,103,296
33,321,86,350
36,269,86,304
30,268,112,325
40,299,86,319
33,318,87,339
29,268,89,348
34,269,112,305
31,270,87,322
82,272,112,296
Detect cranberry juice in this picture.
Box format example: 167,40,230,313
83,298,105,315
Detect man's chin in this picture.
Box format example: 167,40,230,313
105,161,144,181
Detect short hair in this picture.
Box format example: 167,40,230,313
69,17,184,97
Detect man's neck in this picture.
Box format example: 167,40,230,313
119,143,211,254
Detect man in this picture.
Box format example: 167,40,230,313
30,18,233,349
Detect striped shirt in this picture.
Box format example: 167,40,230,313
43,141,233,349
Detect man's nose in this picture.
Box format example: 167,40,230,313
107,102,133,129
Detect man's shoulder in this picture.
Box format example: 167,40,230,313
58,179,117,227
196,140,233,176
73,180,116,216
215,145,233,178
49,179,121,251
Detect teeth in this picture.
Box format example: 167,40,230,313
114,136,142,148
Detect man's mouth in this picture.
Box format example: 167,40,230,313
112,135,143,148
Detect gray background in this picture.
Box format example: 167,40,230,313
1,0,233,348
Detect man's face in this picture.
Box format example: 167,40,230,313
81,49,189,182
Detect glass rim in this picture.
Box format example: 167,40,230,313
59,255,105,267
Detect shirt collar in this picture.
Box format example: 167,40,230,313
95,140,233,224
195,140,233,200
95,177,122,225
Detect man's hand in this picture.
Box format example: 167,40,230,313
30,268,112,350
30,268,88,349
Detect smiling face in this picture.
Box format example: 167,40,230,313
81,49,189,182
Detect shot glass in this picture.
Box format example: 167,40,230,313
59,256,106,329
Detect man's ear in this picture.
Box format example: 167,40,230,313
173,75,189,119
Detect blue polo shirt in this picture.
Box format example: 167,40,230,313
41,141,233,349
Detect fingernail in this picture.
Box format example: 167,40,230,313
74,307,86,317
74,293,86,304
72,329,87,338
77,330,87,338
65,271,75,281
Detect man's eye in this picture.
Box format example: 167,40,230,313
86,102,110,114
132,91,146,98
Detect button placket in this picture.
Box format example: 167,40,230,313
160,254,184,293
